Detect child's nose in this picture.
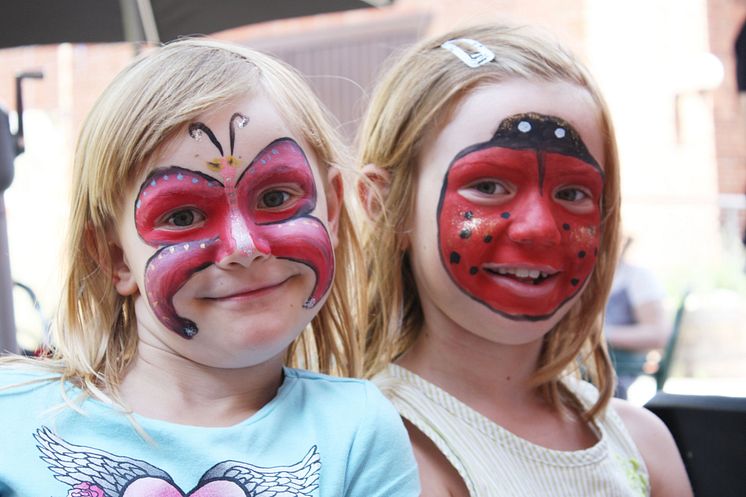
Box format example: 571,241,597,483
506,196,562,246
216,215,271,267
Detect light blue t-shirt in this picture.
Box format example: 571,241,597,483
0,367,420,497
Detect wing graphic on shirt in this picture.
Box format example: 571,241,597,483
34,426,174,494
34,426,321,497
201,445,320,496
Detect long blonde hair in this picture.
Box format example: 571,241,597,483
359,23,620,418
2,39,365,402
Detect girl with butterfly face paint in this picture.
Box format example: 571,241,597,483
0,40,419,497
359,23,692,497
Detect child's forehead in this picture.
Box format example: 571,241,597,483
138,95,321,181
426,80,605,170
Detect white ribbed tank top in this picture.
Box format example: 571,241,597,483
374,364,649,497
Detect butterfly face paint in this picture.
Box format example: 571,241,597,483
134,114,334,338
437,113,604,320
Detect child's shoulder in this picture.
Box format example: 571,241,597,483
562,375,601,405
284,367,377,392
0,364,61,395
283,367,394,412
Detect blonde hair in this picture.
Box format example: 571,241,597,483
359,23,620,419
2,38,364,403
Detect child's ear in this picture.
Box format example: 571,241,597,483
87,224,138,296
358,164,391,221
324,167,344,248
110,243,138,296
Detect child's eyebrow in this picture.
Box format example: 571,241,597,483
137,166,224,198
450,147,537,172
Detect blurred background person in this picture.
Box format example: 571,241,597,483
605,236,671,399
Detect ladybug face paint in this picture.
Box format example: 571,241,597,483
437,113,604,320
134,114,333,338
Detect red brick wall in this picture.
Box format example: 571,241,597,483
708,0,746,195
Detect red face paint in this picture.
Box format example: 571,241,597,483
437,113,603,320
135,133,334,338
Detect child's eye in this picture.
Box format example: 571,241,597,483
459,180,512,204
555,187,590,202
259,190,292,209
554,186,596,214
159,208,205,229
259,187,302,210
472,181,508,195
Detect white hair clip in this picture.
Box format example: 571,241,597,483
440,38,495,68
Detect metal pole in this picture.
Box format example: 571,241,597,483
0,108,17,354
0,195,16,354
14,71,43,156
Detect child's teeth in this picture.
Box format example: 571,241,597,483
515,269,529,278
528,270,540,279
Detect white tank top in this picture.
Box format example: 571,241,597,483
374,364,650,497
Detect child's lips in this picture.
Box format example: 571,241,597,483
202,276,293,301
481,263,562,298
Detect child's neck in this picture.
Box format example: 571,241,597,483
118,341,284,427
398,319,542,409
398,317,600,451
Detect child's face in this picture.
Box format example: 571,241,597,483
113,94,340,368
410,79,605,344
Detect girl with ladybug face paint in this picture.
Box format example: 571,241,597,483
359,24,692,497
410,80,605,347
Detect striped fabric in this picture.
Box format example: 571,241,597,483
374,364,650,497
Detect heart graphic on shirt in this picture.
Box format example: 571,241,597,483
123,478,248,496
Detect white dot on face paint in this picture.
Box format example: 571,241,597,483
518,121,531,133
555,127,566,138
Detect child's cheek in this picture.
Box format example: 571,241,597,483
560,219,601,290
256,217,334,309
439,198,506,287
144,237,220,338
